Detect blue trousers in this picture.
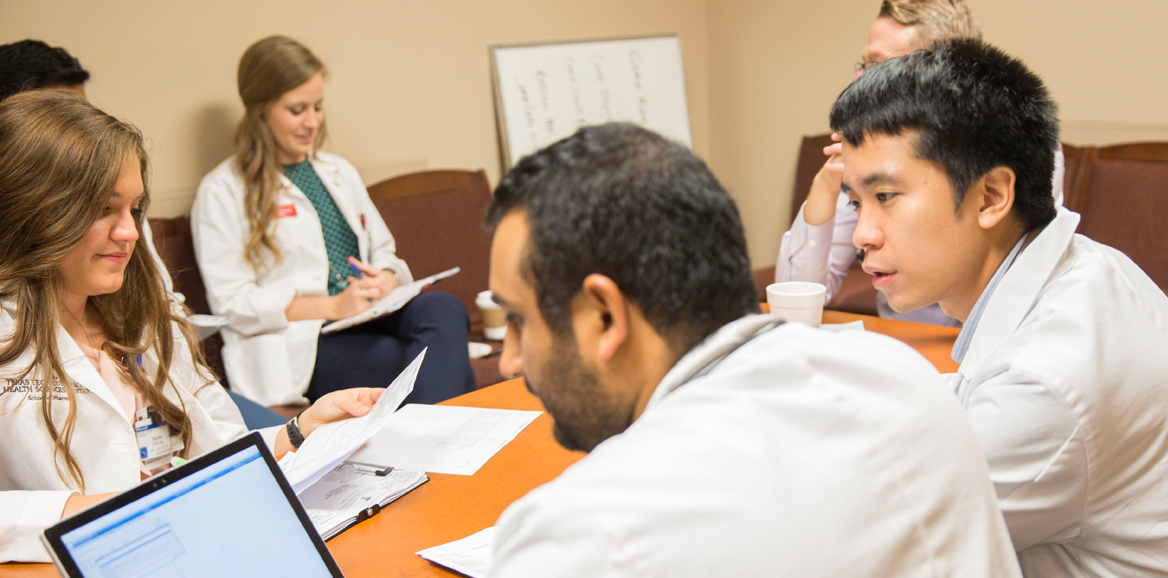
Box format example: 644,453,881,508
227,390,288,429
306,291,476,405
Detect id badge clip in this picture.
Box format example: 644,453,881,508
135,406,184,471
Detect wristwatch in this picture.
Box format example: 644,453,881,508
286,408,308,449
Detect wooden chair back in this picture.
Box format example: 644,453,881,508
146,216,228,385
366,169,494,335
1060,143,1090,210
1070,142,1168,292
366,169,505,388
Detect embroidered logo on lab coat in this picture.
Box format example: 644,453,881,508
277,203,298,218
2,378,92,401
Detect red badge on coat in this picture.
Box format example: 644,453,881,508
277,204,297,218
360,214,366,229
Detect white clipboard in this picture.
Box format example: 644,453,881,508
320,268,460,335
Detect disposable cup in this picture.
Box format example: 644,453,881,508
476,290,507,341
766,282,827,328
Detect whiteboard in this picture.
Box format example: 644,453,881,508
491,35,692,170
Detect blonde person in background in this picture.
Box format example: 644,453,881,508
0,91,384,563
192,36,475,407
775,0,1065,326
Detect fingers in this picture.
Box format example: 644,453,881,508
331,387,384,417
346,276,382,301
823,142,843,158
301,387,387,437
347,257,380,277
331,391,370,418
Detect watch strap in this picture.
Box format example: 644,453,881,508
286,407,308,449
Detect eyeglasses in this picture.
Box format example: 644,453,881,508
854,61,876,76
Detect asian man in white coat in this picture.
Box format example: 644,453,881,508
831,39,1168,576
775,0,1065,327
483,122,1021,577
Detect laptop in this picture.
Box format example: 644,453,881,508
42,432,344,578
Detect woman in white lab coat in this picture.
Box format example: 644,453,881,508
0,91,385,563
191,36,475,407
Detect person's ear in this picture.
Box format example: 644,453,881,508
976,166,1016,230
578,274,629,362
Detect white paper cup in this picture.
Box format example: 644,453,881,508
766,282,827,328
476,290,507,341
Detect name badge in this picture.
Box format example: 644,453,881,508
277,203,298,218
135,406,184,471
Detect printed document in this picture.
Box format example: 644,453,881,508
321,267,459,334
348,405,540,475
278,349,425,494
300,464,428,540
417,527,496,578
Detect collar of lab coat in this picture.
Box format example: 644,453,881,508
277,152,368,257
54,323,134,425
644,314,779,411
0,301,131,425
956,207,1080,379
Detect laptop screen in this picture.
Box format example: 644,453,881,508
47,435,340,578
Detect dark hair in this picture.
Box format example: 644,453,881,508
0,40,90,102
830,38,1058,231
486,122,759,353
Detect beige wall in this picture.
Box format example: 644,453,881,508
708,0,1168,267
1,0,710,218
4,1,1166,268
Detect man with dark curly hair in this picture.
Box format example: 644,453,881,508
483,122,1020,577
0,39,90,101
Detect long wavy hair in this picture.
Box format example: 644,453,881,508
234,35,328,271
0,91,209,492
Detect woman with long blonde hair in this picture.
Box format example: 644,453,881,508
192,36,474,406
0,90,384,564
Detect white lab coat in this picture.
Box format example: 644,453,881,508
191,152,413,406
0,305,255,563
947,208,1168,577
492,316,1022,578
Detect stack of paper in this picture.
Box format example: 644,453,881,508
348,405,541,476
277,349,428,539
278,349,424,493
300,464,428,540
417,527,496,578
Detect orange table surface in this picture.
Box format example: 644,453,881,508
1,310,958,577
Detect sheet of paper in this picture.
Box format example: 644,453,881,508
301,464,428,539
417,527,496,578
322,267,460,334
348,405,540,476
279,349,426,493
190,314,228,341
820,320,865,333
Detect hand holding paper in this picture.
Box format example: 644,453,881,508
279,348,426,494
